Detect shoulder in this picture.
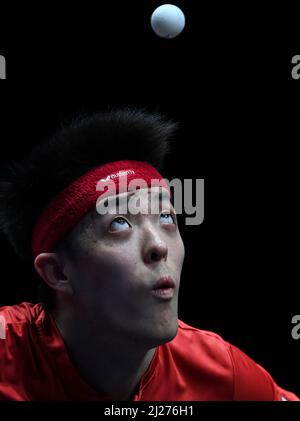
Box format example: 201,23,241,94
228,342,299,400
169,320,299,400
173,320,274,399
175,320,274,399
0,302,50,400
0,302,45,347
0,302,45,329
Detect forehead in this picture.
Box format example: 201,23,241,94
97,186,171,208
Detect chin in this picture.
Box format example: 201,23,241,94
152,317,179,346
165,317,179,340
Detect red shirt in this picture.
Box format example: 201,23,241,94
0,302,298,401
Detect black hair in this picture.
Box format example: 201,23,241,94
0,107,177,308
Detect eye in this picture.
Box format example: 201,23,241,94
109,217,131,232
160,213,176,225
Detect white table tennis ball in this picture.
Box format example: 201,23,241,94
151,4,185,39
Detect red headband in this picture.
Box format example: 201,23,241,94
32,160,170,258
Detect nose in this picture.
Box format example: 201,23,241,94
142,226,168,264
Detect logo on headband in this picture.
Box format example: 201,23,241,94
99,169,135,182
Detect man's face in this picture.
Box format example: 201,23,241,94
62,187,185,348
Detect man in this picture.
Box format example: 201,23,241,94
0,108,298,401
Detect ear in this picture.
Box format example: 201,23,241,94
34,253,74,295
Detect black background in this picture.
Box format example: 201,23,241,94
0,0,300,398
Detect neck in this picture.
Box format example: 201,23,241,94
51,306,156,401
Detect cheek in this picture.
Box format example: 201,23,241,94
70,261,125,316
74,245,137,292
172,235,185,270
